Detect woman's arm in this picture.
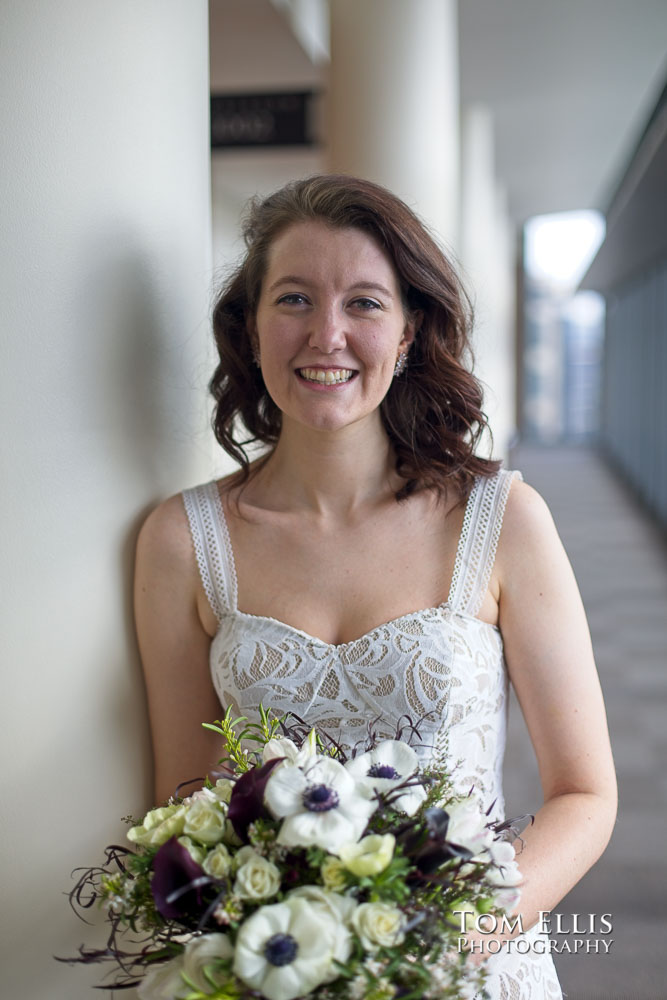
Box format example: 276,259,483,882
134,494,224,804
495,480,617,932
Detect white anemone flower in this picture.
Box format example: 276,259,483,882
233,897,352,1000
265,756,375,854
344,740,427,816
445,798,494,856
262,729,318,769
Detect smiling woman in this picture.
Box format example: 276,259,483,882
134,175,616,1000
208,174,497,501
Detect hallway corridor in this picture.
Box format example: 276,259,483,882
503,446,667,1000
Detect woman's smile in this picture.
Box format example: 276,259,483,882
296,366,358,387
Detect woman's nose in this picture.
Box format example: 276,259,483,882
307,307,347,353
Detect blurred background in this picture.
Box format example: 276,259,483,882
1,2,666,997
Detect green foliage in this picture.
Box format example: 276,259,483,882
203,704,283,771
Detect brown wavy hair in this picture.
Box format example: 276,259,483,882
210,174,500,501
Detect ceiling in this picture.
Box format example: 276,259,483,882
459,0,667,224
209,0,667,227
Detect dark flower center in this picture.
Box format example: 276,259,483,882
368,763,400,780
264,932,298,967
303,783,340,812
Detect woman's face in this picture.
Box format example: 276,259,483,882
252,220,415,435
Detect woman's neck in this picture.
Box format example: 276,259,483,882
248,414,400,518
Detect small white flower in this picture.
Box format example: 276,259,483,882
265,756,375,854
488,838,516,867
425,961,453,995
345,741,427,816
233,897,352,1000
234,847,281,900
181,933,233,993
351,902,407,952
363,957,386,977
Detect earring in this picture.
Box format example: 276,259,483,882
393,351,408,377
252,344,261,367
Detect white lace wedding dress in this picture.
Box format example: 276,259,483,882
182,469,563,1000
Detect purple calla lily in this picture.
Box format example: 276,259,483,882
151,837,210,921
227,757,284,841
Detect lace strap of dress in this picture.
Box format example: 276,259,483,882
181,482,238,621
447,469,523,617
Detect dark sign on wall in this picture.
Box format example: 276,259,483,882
210,91,317,149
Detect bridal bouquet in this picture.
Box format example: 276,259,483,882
64,708,526,1000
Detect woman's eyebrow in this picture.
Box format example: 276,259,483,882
267,276,394,298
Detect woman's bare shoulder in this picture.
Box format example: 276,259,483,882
137,471,239,558
497,476,562,572
137,492,193,568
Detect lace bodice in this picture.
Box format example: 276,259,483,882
182,469,562,1000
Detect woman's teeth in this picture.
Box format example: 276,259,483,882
298,368,355,384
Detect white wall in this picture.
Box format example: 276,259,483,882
461,106,518,460
0,3,213,996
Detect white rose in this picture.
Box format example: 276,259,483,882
183,799,226,846
234,848,281,900
137,955,186,1000
181,933,233,993
321,855,348,891
287,885,357,924
351,902,406,952
127,805,186,848
339,834,395,877
203,843,233,879
186,787,218,805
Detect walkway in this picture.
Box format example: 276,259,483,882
502,445,667,1000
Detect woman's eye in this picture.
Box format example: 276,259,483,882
350,297,381,311
277,293,308,306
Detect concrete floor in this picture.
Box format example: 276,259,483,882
502,445,667,1000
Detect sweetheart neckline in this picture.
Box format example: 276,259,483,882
221,601,502,650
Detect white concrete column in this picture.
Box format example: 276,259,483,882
460,105,517,459
328,0,460,248
0,3,212,996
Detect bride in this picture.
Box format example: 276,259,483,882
134,174,616,998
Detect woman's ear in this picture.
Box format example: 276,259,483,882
400,309,422,353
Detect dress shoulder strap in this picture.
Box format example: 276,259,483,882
447,468,523,617
181,481,238,621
